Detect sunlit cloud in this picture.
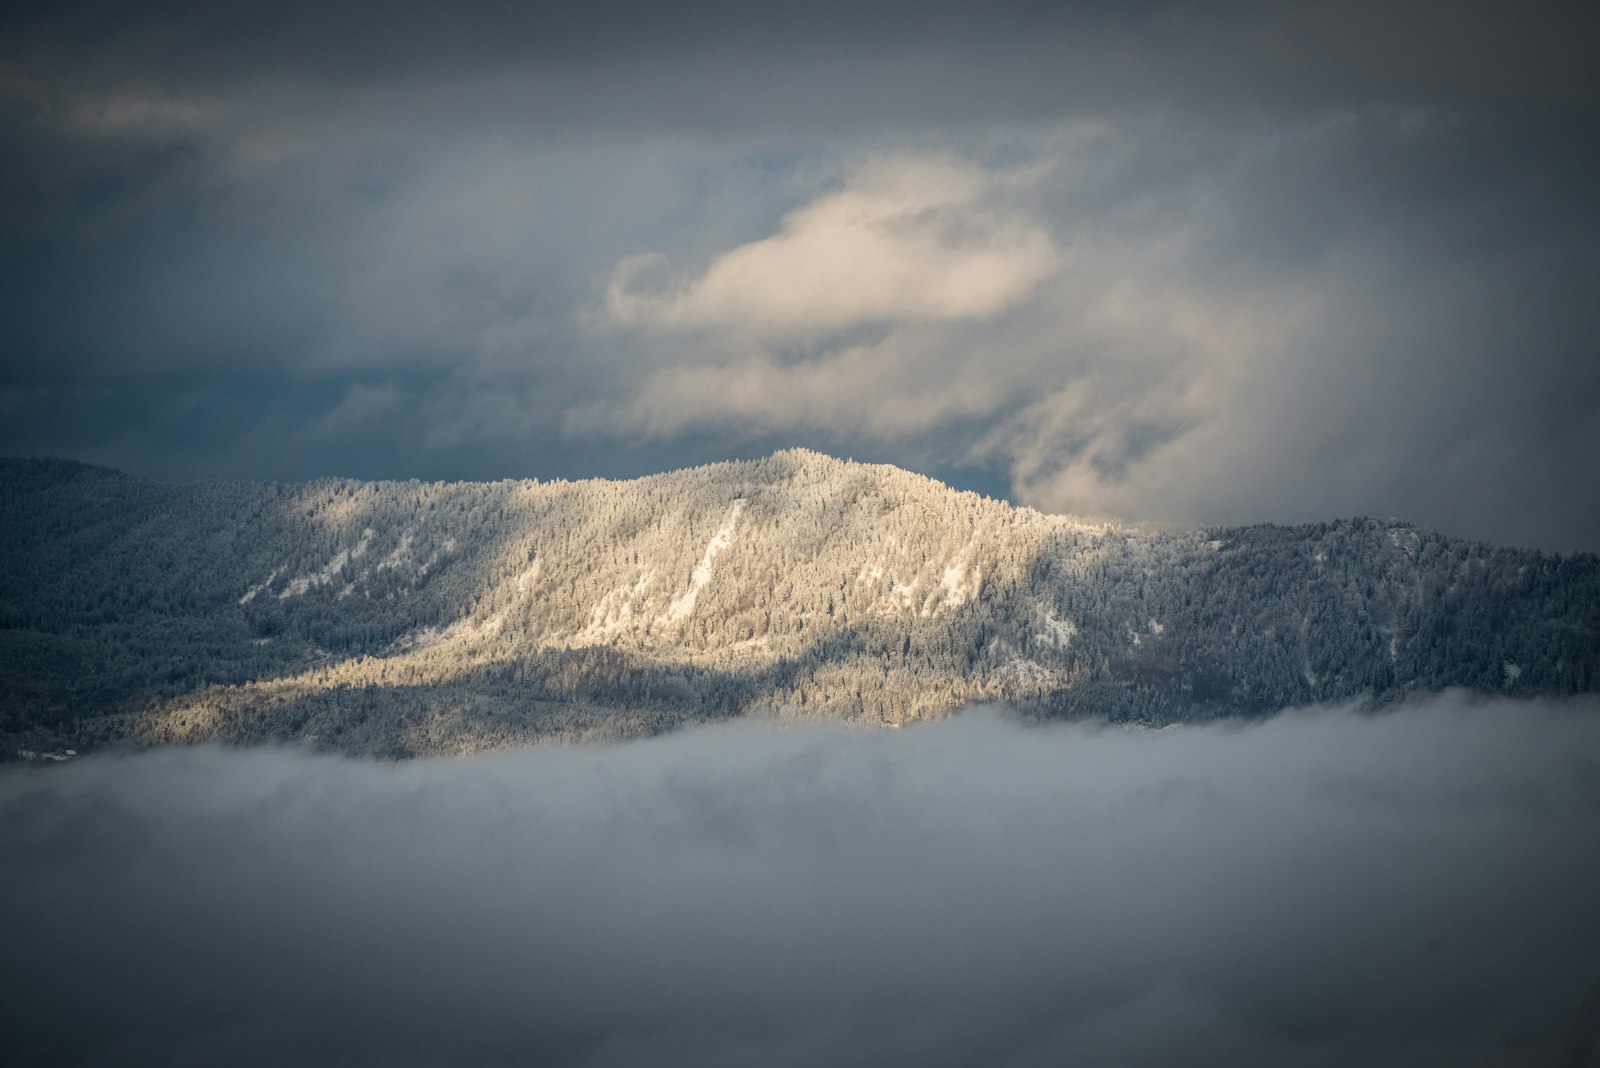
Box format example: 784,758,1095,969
568,331,1014,440
585,144,1324,515
603,153,1059,336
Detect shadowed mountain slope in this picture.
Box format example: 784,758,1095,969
3,450,1596,756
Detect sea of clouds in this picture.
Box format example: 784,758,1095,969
4,691,1599,1067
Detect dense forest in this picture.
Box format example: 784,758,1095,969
3,450,1596,758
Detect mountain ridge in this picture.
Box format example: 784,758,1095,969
3,451,1596,757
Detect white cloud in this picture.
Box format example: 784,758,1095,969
568,329,1014,440
603,153,1059,336
587,144,1323,513
578,152,1065,442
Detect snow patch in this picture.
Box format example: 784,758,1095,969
277,529,376,599
391,624,448,653
1002,657,1056,687
279,547,351,599
375,532,416,572
416,544,453,579
930,541,983,615
578,570,657,644
660,500,745,626
1034,612,1077,650
938,560,980,609
238,566,283,605
856,563,884,587
874,579,920,615
1388,528,1420,557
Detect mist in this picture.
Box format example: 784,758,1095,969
5,692,1599,1067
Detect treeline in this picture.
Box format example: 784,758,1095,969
1,451,1595,756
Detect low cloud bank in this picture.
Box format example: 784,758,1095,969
4,692,1599,1067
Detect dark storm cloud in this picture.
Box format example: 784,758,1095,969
1,1,1597,548
3,694,1599,1067
4,1,1595,113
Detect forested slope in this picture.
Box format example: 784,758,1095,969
3,450,1595,757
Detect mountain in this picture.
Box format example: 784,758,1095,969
3,450,1596,757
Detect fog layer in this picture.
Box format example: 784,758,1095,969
4,693,1599,1067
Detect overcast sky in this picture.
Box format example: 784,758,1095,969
2,1,1597,550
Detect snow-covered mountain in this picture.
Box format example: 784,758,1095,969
3,450,1596,757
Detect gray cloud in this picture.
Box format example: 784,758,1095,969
5,2,1595,117
1,2,1597,549
4,693,1599,1067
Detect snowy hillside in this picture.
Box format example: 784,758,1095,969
3,450,1596,756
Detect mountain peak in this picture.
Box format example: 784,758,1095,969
3,455,1595,758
